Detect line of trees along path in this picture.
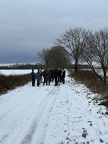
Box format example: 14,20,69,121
39,27,108,82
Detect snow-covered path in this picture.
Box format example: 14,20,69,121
0,75,108,144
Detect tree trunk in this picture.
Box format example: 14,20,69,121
74,60,78,72
103,68,107,82
91,67,104,82
101,62,107,82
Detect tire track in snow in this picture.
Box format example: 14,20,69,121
37,85,61,144
0,83,49,122
12,85,60,144
0,84,56,144
0,82,43,120
20,119,37,144
0,87,33,120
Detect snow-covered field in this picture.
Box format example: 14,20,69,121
0,69,31,75
0,70,108,144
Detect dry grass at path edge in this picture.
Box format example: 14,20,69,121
69,70,108,108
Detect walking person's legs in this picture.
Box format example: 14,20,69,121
37,81,40,86
32,78,35,86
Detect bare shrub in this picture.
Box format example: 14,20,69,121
0,73,31,95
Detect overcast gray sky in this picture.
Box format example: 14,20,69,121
0,0,108,64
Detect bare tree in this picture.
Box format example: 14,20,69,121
38,48,50,67
38,46,70,68
55,27,89,71
82,28,108,82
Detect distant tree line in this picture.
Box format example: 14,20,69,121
0,63,46,70
0,62,92,70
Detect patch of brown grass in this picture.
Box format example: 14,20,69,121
0,73,31,95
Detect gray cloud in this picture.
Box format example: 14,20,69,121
0,0,108,63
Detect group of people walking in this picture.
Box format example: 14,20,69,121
31,68,66,87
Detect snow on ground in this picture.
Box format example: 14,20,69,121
0,69,32,75
0,70,108,144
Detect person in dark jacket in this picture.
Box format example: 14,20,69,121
36,69,41,86
61,69,66,84
31,69,36,86
50,68,54,82
43,69,47,86
54,68,58,86
45,68,51,85
58,68,62,83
